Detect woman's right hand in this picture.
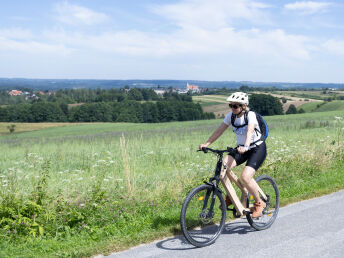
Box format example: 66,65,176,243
199,143,209,150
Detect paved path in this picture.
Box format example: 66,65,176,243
102,190,344,258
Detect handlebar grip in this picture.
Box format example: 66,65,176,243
201,147,208,153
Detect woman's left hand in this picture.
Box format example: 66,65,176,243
238,146,249,154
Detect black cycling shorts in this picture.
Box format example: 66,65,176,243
229,142,267,170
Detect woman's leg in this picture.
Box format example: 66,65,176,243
241,166,261,202
224,154,237,171
241,166,266,217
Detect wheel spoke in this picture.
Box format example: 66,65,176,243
246,175,280,231
181,185,226,247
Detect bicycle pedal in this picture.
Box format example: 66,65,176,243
227,208,235,212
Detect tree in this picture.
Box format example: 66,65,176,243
286,104,297,114
249,94,283,116
298,108,305,114
240,85,250,92
128,88,143,101
30,102,66,122
7,124,16,133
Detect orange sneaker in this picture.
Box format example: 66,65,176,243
252,201,266,218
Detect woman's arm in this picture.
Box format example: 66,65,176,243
199,122,229,149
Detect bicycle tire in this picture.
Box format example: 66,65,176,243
246,175,280,231
180,184,226,247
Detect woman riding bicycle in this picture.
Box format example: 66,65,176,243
199,92,267,218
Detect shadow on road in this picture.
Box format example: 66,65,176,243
222,220,255,235
155,235,197,251
155,220,255,251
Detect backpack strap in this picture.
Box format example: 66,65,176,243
231,111,249,129
231,111,265,145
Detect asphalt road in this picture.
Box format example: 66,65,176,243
101,190,344,258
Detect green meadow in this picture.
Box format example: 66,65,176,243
1,110,344,257
298,100,344,113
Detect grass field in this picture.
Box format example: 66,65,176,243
193,93,344,115
193,95,229,118
1,111,344,257
0,122,84,136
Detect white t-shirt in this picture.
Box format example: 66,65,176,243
223,111,262,147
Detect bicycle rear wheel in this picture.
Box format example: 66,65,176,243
246,175,280,230
180,184,226,247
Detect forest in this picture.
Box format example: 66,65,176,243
0,89,215,123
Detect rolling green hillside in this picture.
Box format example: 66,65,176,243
1,111,344,257
298,100,344,113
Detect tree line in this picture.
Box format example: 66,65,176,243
0,100,215,123
0,88,194,105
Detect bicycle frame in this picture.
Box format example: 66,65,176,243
206,150,268,217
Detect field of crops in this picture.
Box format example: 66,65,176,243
1,111,344,256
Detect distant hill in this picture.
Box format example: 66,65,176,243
0,78,343,91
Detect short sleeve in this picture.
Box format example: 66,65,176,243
223,111,232,126
247,111,258,126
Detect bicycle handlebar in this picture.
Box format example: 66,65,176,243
198,147,237,155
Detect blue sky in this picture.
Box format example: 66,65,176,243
0,0,343,82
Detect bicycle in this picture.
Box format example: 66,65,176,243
180,147,280,247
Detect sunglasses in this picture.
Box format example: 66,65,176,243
229,104,242,109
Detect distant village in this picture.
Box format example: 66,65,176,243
152,83,207,96
7,83,208,98
7,89,55,100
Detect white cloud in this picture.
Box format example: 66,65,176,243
323,39,344,55
0,28,33,40
0,35,71,55
43,25,312,62
284,1,332,14
38,0,313,62
150,0,272,30
53,2,108,26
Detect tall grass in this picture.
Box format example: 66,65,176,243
0,110,344,256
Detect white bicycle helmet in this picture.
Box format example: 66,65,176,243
226,92,249,105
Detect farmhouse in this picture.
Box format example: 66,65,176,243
186,83,200,93
8,90,23,96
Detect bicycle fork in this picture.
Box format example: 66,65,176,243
200,188,218,220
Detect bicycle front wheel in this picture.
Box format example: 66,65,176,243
246,175,280,230
180,184,226,247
